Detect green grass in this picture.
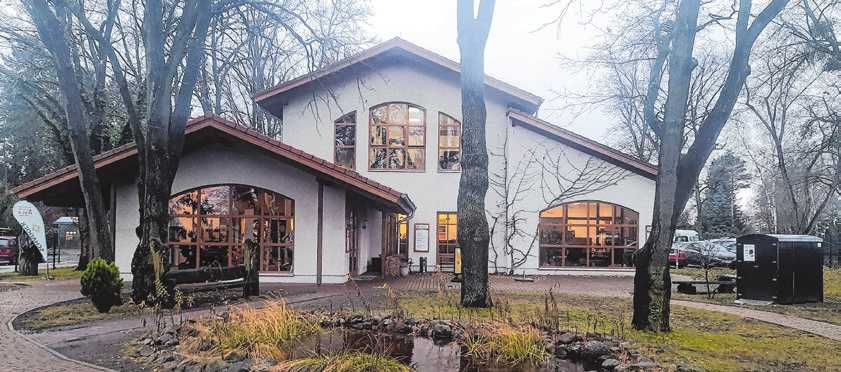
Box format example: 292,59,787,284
0,267,84,281
23,302,150,331
390,290,841,371
277,351,411,372
672,267,841,326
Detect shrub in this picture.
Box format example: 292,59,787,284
80,258,125,313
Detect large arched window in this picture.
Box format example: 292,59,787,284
538,201,638,268
168,185,295,273
369,102,426,170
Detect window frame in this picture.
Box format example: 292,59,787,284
334,111,357,170
436,212,459,267
368,102,427,171
437,112,461,172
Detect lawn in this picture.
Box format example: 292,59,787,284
672,267,841,325
0,266,84,282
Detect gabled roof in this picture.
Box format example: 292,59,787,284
508,109,658,180
254,37,543,118
13,115,416,215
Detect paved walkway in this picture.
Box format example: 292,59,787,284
1,273,839,372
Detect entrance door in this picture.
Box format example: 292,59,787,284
346,207,360,276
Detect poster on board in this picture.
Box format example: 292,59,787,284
414,224,429,252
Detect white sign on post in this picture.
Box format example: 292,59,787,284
744,244,756,262
13,201,48,262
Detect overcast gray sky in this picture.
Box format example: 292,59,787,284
367,0,611,140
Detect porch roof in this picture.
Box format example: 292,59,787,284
12,114,416,215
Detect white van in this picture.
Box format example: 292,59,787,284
674,230,700,243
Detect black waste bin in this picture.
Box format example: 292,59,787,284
736,234,823,304
419,257,427,273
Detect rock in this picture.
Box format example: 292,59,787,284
635,361,659,369
227,361,250,372
141,338,154,345
158,333,174,345
372,316,382,325
139,345,155,357
163,360,180,371
602,359,621,369
619,342,631,349
581,341,611,362
203,359,230,372
391,321,411,334
432,324,452,338
382,319,392,327
545,344,556,355
614,364,632,372
165,339,180,348
637,356,653,363
557,332,575,344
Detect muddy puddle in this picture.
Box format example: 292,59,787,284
293,329,598,372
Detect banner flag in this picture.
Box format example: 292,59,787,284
12,201,47,262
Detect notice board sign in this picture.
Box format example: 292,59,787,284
414,224,429,252
744,244,756,262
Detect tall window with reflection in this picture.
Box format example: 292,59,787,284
369,103,426,170
168,185,295,273
438,113,461,171
538,201,638,268
334,112,356,169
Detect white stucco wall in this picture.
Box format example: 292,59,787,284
113,143,352,284
280,61,514,271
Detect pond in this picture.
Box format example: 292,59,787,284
295,329,599,372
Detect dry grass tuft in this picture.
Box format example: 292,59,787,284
459,323,548,368
273,351,410,372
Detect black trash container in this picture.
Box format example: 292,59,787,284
419,257,427,273
736,234,823,304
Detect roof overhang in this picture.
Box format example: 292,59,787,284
254,37,544,118
508,109,658,180
13,115,416,215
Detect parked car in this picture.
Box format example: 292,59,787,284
0,236,18,265
669,244,688,268
709,238,737,253
678,241,736,268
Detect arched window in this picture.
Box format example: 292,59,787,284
334,112,356,169
438,112,461,171
369,102,426,170
538,201,638,268
168,185,295,273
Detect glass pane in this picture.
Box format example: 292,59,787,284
200,186,230,215
438,149,459,170
566,248,586,266
230,243,244,266
408,106,424,125
232,186,258,215
542,206,564,218
201,217,229,243
388,126,405,146
169,217,196,243
388,148,405,169
262,219,293,244
335,125,355,146
408,126,425,146
389,103,407,124
200,245,229,267
369,148,387,169
231,217,260,244
372,106,387,124
336,112,356,124
406,149,424,170
439,127,460,148
174,245,197,269
169,191,197,215
567,203,587,220
542,247,563,266
539,225,564,245
371,125,386,145
336,148,355,169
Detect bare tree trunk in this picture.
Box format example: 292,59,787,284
26,0,114,263
76,207,90,271
457,0,495,308
18,234,40,276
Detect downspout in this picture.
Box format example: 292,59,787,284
317,182,324,286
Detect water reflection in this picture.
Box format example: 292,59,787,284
295,329,593,372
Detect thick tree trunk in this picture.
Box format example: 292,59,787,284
457,0,495,308
26,0,114,263
18,234,40,276
76,208,90,271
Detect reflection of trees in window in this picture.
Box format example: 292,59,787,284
369,103,425,170
168,185,294,272
538,201,638,268
437,213,458,266
334,112,356,169
438,113,461,171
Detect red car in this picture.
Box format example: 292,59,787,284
0,236,18,265
669,247,686,268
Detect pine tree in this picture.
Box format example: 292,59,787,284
699,151,750,238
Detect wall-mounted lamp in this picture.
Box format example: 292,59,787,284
362,219,368,229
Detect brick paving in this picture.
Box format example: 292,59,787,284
1,280,108,372
2,272,840,371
